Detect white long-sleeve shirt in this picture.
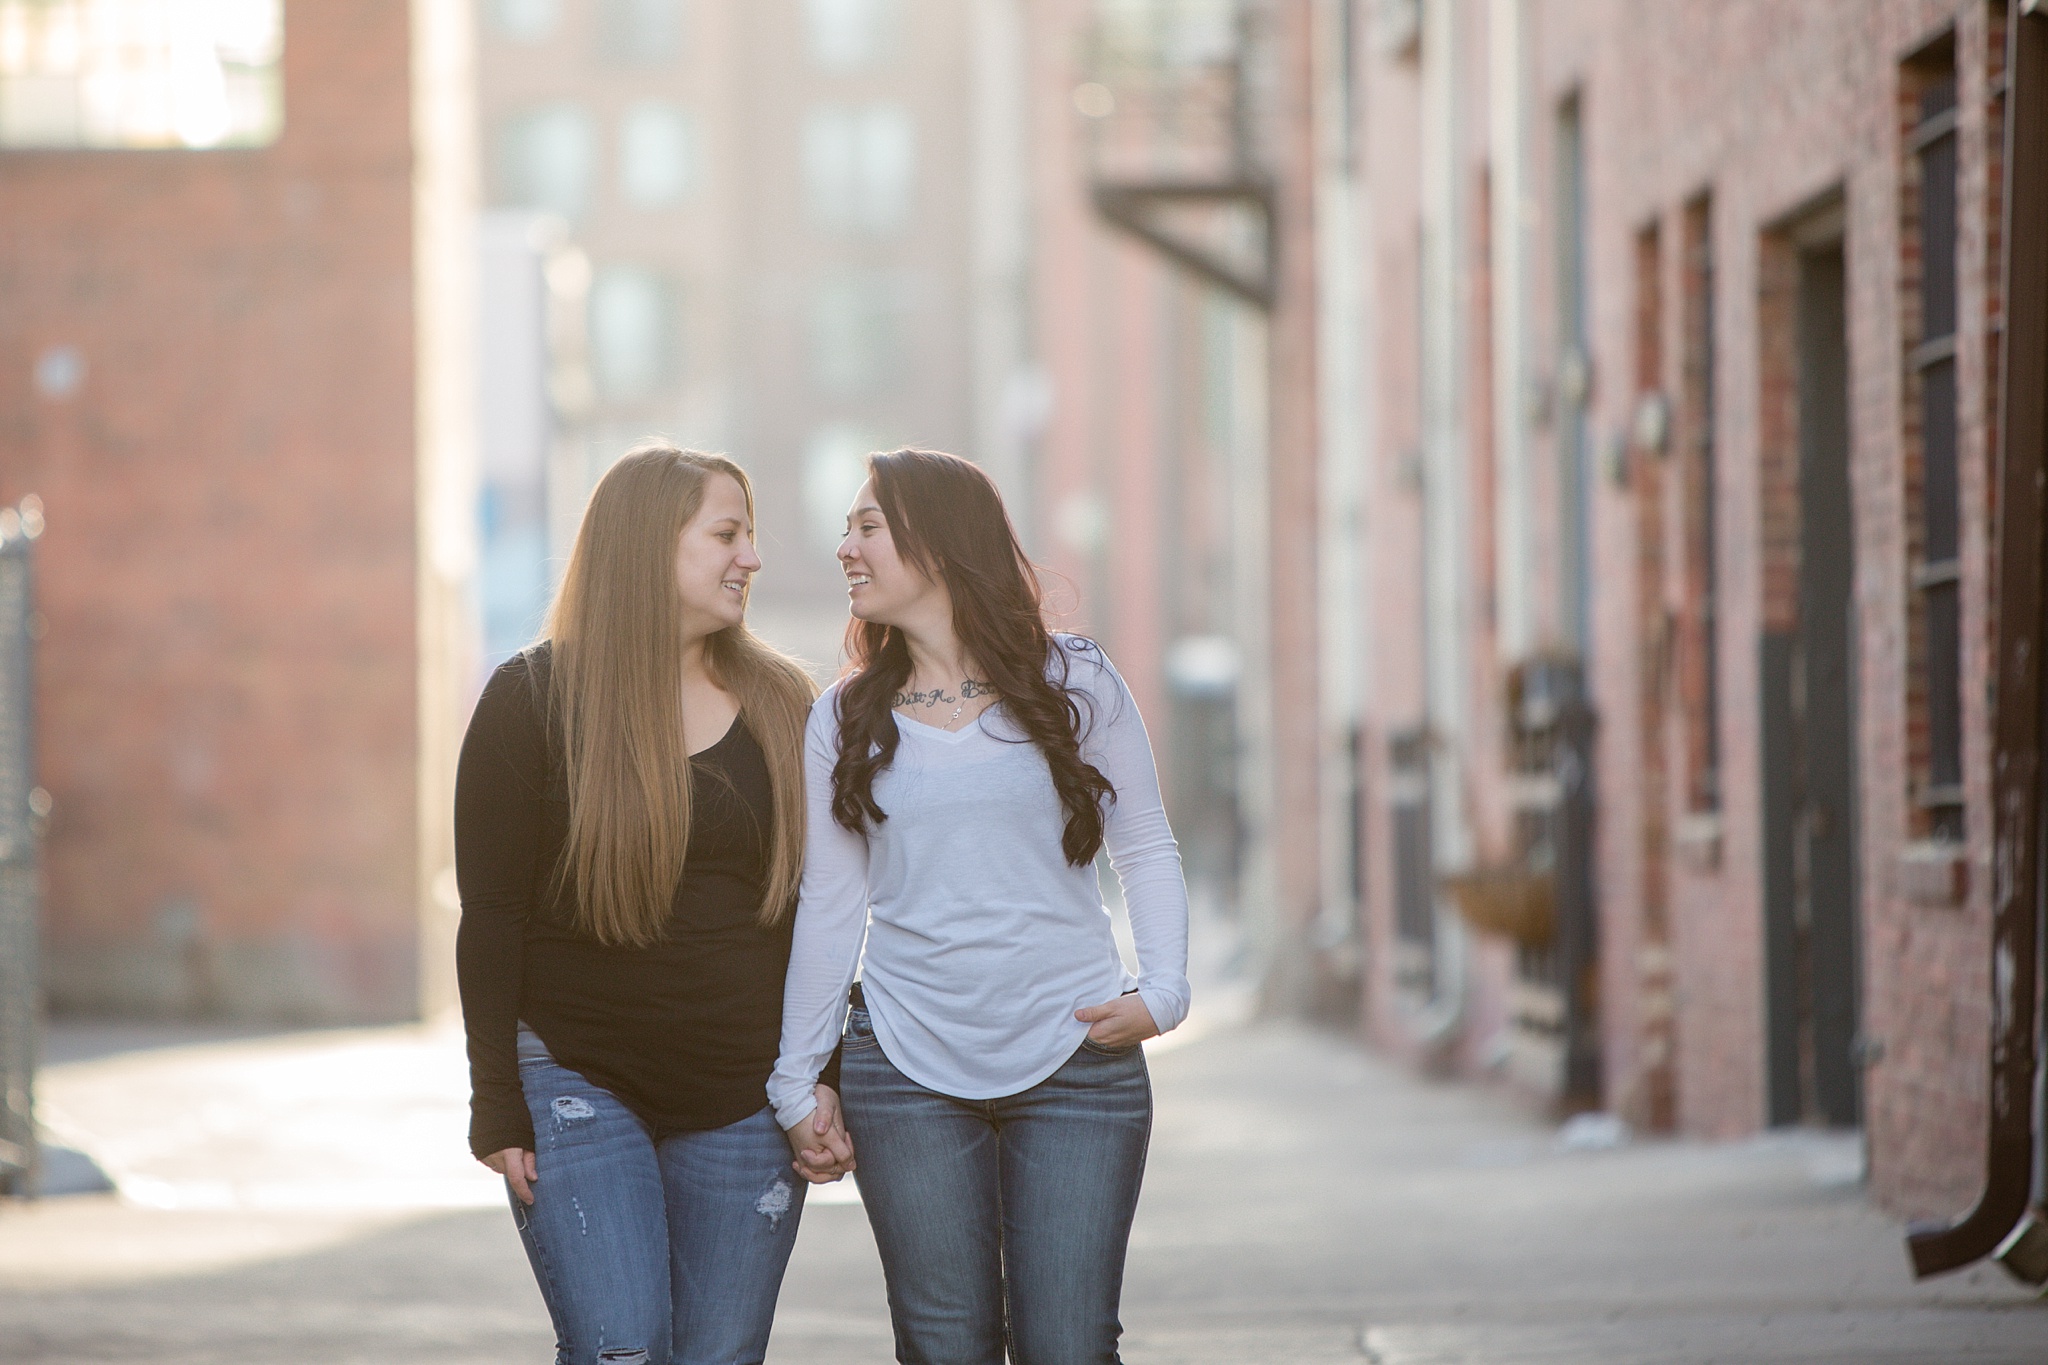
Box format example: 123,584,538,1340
769,635,1191,1129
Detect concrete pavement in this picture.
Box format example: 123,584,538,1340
1,1014,2044,1363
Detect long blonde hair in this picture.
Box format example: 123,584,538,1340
545,447,816,947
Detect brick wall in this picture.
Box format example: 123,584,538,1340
0,1,426,1021
1546,0,2006,1206
1352,0,2006,1216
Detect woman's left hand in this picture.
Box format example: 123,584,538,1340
1075,993,1161,1049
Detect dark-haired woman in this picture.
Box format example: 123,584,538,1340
456,447,851,1365
770,448,1191,1364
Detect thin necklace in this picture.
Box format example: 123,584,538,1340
894,677,991,728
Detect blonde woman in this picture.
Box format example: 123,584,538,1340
455,447,851,1365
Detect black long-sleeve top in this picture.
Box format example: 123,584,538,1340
455,644,822,1158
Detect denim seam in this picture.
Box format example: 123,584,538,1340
1080,1037,1141,1057
994,1119,1016,1365
514,1185,575,1357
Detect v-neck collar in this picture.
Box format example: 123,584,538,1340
891,708,990,744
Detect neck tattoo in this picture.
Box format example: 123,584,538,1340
893,678,996,727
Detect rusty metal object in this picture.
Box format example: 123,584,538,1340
1442,866,1555,948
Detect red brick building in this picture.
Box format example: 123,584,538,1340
1020,0,2039,1237
0,0,475,1022
1347,0,2025,1223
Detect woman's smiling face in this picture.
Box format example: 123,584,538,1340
674,471,761,636
838,478,941,627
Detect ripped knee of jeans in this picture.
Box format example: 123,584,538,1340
550,1095,596,1123
594,1349,648,1364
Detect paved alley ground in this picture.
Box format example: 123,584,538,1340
1,1014,2044,1363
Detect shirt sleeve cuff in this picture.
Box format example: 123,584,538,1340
469,1114,536,1160
769,1066,823,1131
1138,983,1189,1036
773,1092,819,1132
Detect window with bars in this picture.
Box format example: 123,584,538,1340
1903,35,1964,839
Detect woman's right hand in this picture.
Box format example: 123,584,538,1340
481,1147,539,1205
783,1084,856,1183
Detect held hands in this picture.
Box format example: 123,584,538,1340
783,1083,856,1184
481,1147,539,1206
1075,993,1161,1049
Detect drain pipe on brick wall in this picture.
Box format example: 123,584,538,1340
1407,0,1470,1061
1908,0,2048,1283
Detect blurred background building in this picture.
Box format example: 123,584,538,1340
472,0,1036,671
0,0,475,1026
3,0,2045,1269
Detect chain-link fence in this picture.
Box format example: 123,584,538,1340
0,497,42,1196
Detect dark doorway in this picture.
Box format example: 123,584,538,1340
1763,226,1862,1127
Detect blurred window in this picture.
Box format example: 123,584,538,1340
618,101,696,207
811,272,911,396
803,103,915,234
0,0,282,148
589,264,679,400
804,0,899,69
495,103,598,220
596,0,684,66
1095,0,1234,67
486,0,559,42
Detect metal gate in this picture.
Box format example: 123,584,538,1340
0,498,42,1195
1506,655,1601,1110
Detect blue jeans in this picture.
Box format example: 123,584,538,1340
838,1005,1153,1365
509,1052,805,1365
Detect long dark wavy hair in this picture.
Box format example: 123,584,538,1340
830,449,1116,865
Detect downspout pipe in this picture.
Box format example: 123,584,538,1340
1411,0,1469,1051
1907,0,2048,1280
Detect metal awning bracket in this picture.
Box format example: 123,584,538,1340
1089,177,1276,310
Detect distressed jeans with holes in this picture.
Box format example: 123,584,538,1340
838,1006,1153,1365
510,1046,803,1365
